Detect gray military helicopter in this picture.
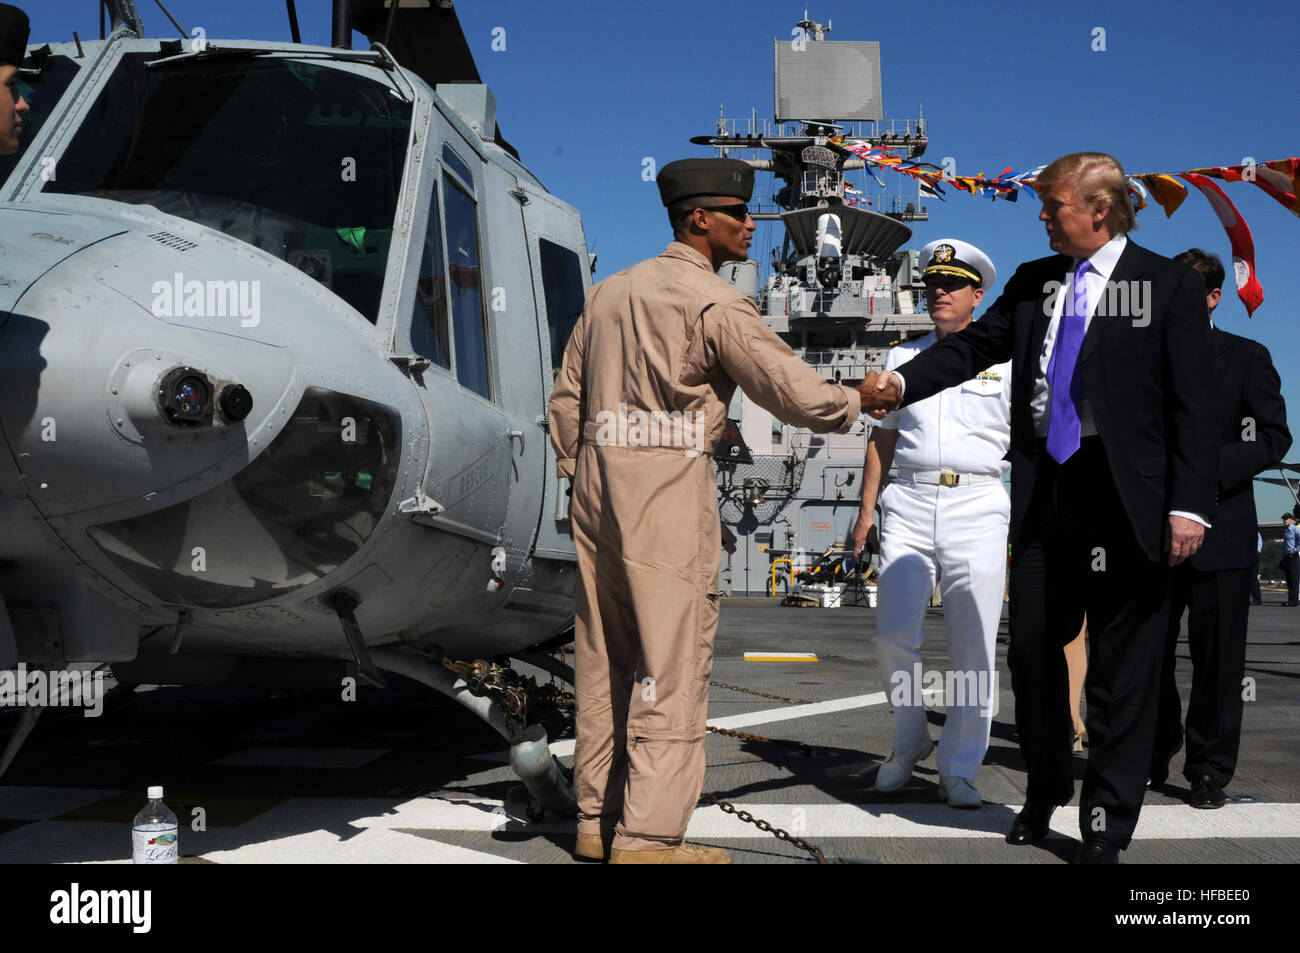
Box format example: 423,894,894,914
0,0,586,810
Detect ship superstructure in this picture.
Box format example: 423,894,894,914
704,15,940,594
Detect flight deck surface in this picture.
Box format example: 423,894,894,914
2,595,1297,865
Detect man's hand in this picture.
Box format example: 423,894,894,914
1166,515,1205,566
850,514,880,559
858,370,902,420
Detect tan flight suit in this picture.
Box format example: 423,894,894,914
548,241,861,851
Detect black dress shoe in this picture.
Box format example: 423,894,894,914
1006,802,1055,845
1074,834,1120,864
1189,773,1226,809
1148,736,1183,788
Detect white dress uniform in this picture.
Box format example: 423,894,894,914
875,329,1012,782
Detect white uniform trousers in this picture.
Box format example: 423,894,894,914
874,477,1009,781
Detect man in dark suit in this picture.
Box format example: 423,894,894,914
1152,250,1291,808
861,152,1217,863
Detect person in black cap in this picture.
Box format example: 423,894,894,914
549,157,867,863
851,238,1010,810
0,2,30,155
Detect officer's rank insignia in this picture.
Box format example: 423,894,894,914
934,244,955,263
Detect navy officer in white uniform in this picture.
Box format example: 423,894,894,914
851,239,1011,808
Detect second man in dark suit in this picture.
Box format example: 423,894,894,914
1151,249,1291,808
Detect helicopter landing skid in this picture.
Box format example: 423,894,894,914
368,647,577,817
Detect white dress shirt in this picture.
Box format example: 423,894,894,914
1030,234,1127,439
878,330,1011,477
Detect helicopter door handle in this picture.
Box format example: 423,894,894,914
507,429,524,455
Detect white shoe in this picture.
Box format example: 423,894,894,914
874,737,934,792
938,775,982,808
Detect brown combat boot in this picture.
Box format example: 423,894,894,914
574,832,608,861
609,844,732,864
573,818,616,861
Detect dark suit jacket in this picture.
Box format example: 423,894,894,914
1191,328,1291,571
896,239,1217,562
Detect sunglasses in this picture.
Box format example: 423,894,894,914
702,203,751,222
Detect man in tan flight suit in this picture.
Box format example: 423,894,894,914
549,158,867,863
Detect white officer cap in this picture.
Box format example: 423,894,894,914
920,238,996,291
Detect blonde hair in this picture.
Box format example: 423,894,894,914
1037,152,1136,235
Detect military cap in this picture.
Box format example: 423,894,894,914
0,3,28,70
656,157,754,207
1284,512,1296,521
920,238,996,290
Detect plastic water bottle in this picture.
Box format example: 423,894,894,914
132,786,178,864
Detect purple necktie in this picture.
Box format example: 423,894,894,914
1046,261,1090,463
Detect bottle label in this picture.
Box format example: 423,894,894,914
132,826,179,864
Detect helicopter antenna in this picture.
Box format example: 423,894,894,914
332,0,352,49
285,0,302,43
102,0,143,37
151,0,188,39
382,0,401,48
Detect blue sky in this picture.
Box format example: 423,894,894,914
32,0,1300,521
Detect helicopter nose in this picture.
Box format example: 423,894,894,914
0,204,329,519
0,205,411,617
0,284,269,519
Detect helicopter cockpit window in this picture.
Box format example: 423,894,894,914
441,143,473,188
538,239,585,374
411,182,451,368
0,55,80,188
41,52,413,325
442,176,492,400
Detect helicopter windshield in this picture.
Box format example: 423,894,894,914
43,51,413,325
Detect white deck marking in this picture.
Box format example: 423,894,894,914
332,790,1300,842
707,692,889,731
467,691,896,762
200,826,520,864
193,796,523,863
1,790,1294,862
681,802,1300,840
327,795,1300,842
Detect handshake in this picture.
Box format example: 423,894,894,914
856,370,903,420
